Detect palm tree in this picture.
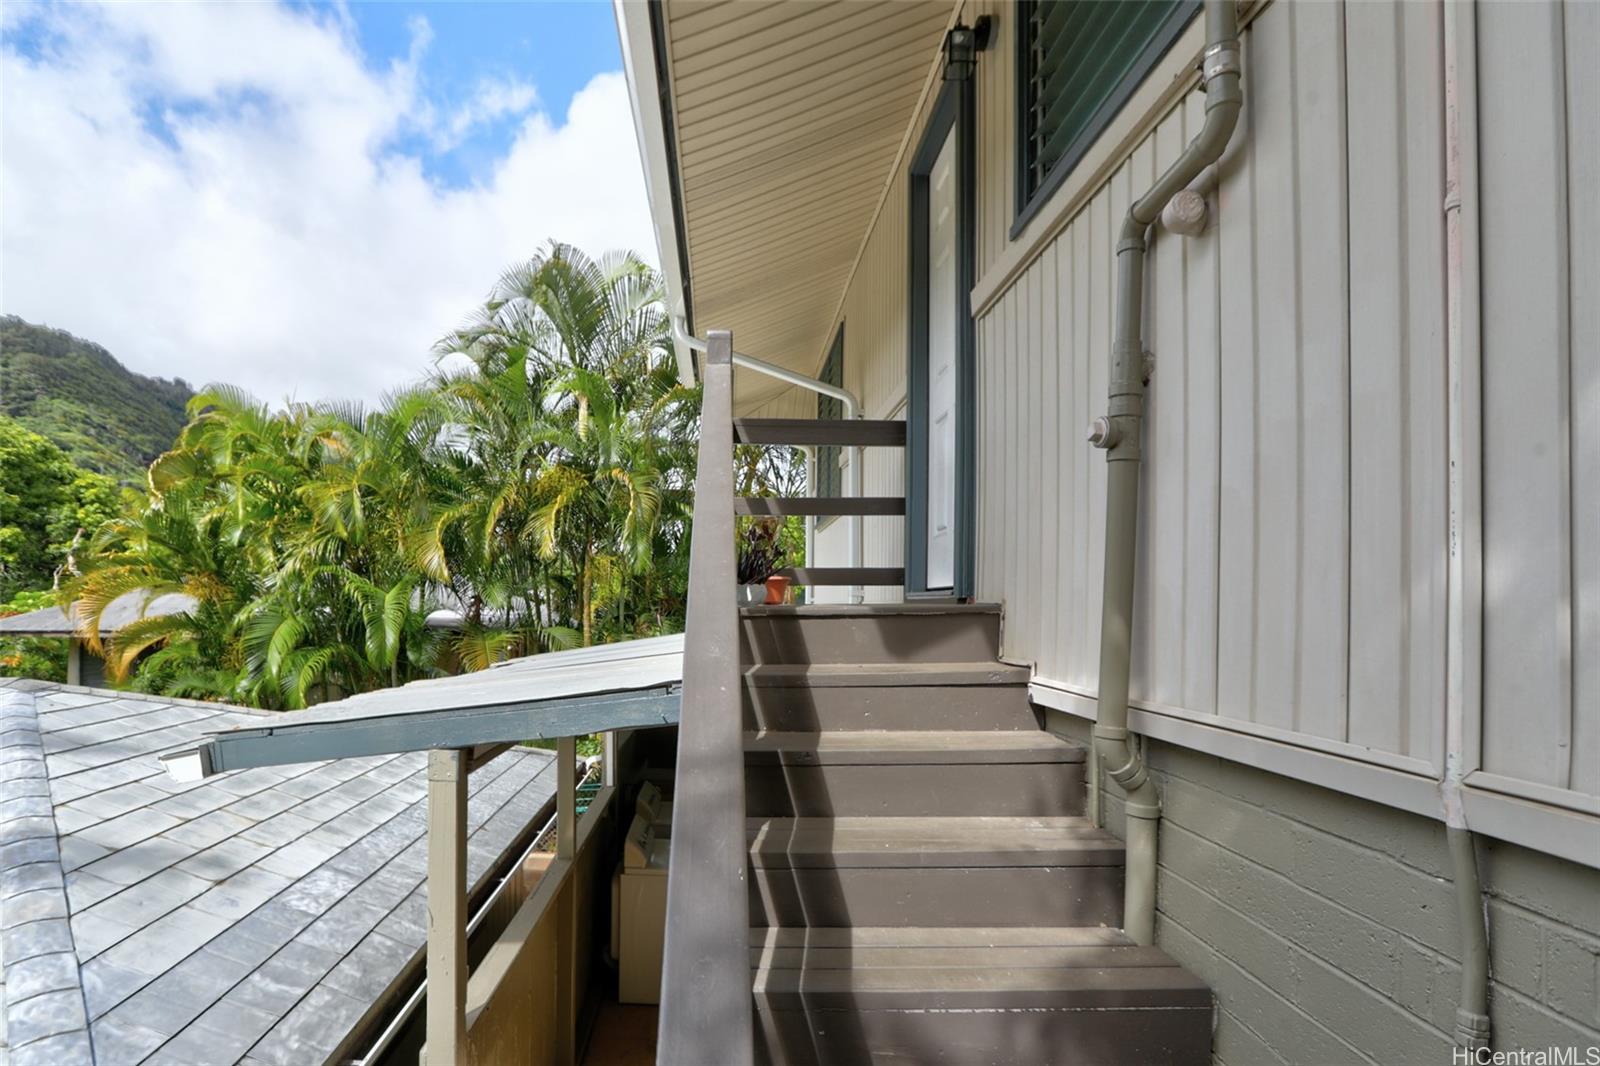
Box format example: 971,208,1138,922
69,241,701,704
525,364,687,644
433,242,695,647
71,482,256,698
438,242,664,378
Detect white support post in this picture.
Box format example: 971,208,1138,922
426,749,469,1066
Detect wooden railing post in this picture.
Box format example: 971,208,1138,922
555,735,577,1064
426,748,469,1066
657,329,753,1065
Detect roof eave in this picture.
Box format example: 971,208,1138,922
615,0,696,387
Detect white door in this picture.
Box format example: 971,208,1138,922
925,125,959,590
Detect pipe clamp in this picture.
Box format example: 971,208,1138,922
1454,1009,1491,1050
1203,42,1241,81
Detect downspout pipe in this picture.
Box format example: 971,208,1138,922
673,316,865,603
1447,824,1491,1048
1442,1,1491,1048
1088,0,1242,947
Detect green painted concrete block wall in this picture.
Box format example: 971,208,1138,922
1046,710,1600,1065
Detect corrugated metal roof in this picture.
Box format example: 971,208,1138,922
0,679,556,1066
0,593,196,637
181,635,684,775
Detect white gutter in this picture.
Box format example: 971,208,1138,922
614,0,694,386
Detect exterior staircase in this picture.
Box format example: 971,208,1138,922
738,603,1212,1065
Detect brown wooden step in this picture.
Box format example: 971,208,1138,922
742,662,1039,732
744,730,1080,765
742,662,1037,732
752,924,1135,951
748,816,1120,868
747,817,1121,929
743,731,1086,817
738,604,1001,665
751,927,1211,1065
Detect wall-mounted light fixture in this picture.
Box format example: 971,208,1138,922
942,16,991,81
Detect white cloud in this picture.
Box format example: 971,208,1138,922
434,77,540,151
0,2,655,404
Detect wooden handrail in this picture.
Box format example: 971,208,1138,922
774,566,906,586
733,417,907,446
735,496,904,517
656,330,753,1064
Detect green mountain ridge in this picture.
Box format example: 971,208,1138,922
0,315,195,482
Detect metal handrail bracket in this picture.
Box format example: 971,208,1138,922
656,329,754,1064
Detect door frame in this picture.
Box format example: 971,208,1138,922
906,77,977,600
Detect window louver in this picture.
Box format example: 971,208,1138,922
1017,0,1197,225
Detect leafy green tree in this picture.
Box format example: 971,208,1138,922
0,416,120,601
0,589,69,681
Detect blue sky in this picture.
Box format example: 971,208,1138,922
1,0,656,403
338,0,624,186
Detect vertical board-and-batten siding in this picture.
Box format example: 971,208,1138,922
1477,0,1599,798
788,0,1595,805
976,0,1451,773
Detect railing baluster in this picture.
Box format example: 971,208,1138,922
657,329,753,1065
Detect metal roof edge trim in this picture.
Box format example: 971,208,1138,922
176,687,682,779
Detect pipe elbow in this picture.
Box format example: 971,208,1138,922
1093,731,1162,821
671,314,705,353
1193,94,1243,159
1126,70,1242,230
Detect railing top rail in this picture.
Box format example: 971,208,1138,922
733,417,906,447
656,329,754,1065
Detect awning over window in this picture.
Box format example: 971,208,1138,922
166,634,684,779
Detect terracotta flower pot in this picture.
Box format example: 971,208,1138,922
764,575,791,605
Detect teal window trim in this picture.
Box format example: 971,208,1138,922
1012,0,1200,237
815,326,845,527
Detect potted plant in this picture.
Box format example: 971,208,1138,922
737,520,779,606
